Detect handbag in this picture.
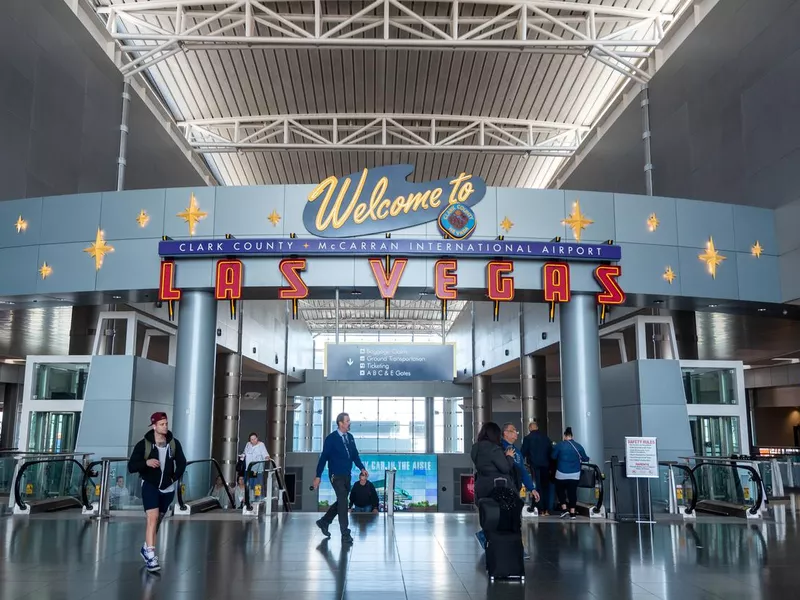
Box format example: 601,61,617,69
567,441,595,488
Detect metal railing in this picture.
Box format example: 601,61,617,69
658,461,697,516
242,459,291,513
176,458,236,511
12,453,95,513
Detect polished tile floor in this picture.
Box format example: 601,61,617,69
0,511,798,600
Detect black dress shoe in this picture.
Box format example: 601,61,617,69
316,519,331,538
342,533,354,544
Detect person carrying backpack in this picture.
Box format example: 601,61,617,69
128,412,186,572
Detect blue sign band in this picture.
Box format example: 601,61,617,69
325,343,454,382
158,237,622,261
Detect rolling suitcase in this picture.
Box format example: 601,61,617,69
478,478,525,582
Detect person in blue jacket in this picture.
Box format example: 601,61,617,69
551,427,589,520
312,412,367,545
501,423,540,559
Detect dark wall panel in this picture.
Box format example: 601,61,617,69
0,0,205,202
562,0,800,209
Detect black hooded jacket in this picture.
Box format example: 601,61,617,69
128,430,187,490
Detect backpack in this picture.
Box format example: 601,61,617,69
144,437,175,460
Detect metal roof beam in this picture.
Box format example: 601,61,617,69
96,0,672,81
178,113,590,155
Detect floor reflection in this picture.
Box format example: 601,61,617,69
0,512,799,599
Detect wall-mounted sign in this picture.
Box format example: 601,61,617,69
158,237,621,261
302,165,486,238
624,437,659,478
324,343,455,381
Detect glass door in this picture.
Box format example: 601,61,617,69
27,411,81,453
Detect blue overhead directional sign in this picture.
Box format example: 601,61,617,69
325,343,455,382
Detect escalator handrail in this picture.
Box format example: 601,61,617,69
582,462,605,514
690,460,765,515
82,460,104,510
13,456,93,511
176,458,236,511
242,459,292,512
659,461,698,515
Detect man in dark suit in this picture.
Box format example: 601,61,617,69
521,419,553,515
312,412,368,544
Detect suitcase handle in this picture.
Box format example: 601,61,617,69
493,477,508,487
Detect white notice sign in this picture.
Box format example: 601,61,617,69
624,437,659,478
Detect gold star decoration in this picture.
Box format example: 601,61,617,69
15,215,28,233
83,228,115,271
663,266,676,285
647,213,659,232
303,242,310,249
499,216,514,233
562,199,594,242
751,240,763,258
267,209,282,227
177,192,208,236
698,236,726,279
39,262,52,280
136,209,150,228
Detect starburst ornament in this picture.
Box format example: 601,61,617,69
15,215,28,233
39,262,52,280
500,216,514,233
177,193,208,236
136,210,150,228
698,236,726,279
83,228,115,270
562,200,593,242
647,213,659,232
663,266,676,285
751,240,763,258
267,209,281,227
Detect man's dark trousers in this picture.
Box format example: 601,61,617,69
533,467,550,512
323,474,352,534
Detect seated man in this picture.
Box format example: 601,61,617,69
349,472,379,513
109,476,130,508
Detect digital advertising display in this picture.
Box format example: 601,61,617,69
460,474,475,506
318,454,438,512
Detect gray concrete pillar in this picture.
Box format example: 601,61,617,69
443,398,456,453
522,355,548,435
424,396,435,453
212,352,240,484
173,290,217,496
472,375,492,441
304,398,315,452
1,384,20,449
266,373,287,467
322,395,333,436
559,293,604,465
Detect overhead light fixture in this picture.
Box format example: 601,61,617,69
0,300,15,305
708,304,718,308
758,308,767,312
112,295,122,300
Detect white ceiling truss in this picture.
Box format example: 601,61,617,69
96,0,671,83
299,298,467,333
180,113,590,155
87,0,690,191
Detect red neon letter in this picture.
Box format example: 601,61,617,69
543,263,571,303
434,259,458,301
595,265,625,305
158,261,181,302
279,258,309,299
215,259,243,301
368,258,408,299
487,261,515,301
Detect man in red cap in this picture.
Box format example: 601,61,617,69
128,412,186,572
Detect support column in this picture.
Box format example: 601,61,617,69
521,355,548,435
1,384,20,449
322,396,333,436
173,290,217,496
424,397,435,453
212,352,240,484
472,375,491,441
443,398,456,453
559,293,604,465
266,373,287,467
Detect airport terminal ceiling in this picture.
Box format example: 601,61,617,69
87,0,692,188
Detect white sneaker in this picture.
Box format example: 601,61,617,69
522,506,538,518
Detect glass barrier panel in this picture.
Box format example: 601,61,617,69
0,456,16,497
182,462,233,509
694,463,757,509
682,367,737,405
106,461,143,511
650,465,672,513
33,363,90,400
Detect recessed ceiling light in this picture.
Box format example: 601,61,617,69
112,295,122,300
708,304,718,308
0,300,15,305
758,308,767,312
653,299,663,305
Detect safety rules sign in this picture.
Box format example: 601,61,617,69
624,437,659,478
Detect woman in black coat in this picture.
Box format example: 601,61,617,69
470,422,516,550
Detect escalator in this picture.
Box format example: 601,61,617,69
10,453,96,514
242,459,292,514
691,458,765,518
174,458,236,516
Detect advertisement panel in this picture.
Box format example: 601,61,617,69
318,454,438,512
